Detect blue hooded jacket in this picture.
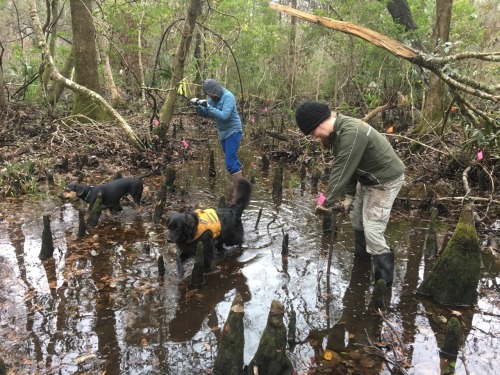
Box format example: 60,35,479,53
197,86,242,140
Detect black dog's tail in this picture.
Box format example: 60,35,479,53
230,178,252,215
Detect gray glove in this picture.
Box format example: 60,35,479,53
190,97,199,105
342,195,354,213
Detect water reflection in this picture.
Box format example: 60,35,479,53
168,254,251,342
0,135,499,374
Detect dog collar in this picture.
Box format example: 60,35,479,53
84,186,93,201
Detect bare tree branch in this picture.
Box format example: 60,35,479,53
430,51,500,64
28,0,146,151
269,3,500,105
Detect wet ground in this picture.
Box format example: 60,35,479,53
0,133,499,375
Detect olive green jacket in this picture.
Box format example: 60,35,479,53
325,113,405,203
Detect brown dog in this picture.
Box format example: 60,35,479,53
61,174,149,214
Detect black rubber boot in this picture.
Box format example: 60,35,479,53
372,250,394,287
354,230,371,259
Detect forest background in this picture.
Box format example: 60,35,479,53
0,0,499,206
0,1,499,374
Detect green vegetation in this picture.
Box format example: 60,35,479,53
417,205,481,305
0,161,39,197
0,0,497,159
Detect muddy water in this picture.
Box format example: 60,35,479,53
0,134,499,375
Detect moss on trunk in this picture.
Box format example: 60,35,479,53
213,293,245,374
417,205,480,305
246,300,294,374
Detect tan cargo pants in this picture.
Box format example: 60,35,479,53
349,174,404,255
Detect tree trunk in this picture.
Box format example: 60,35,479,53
28,0,145,150
102,53,123,107
386,0,426,53
46,45,74,107
386,0,417,31
416,0,453,136
138,7,147,102
193,30,203,87
287,0,297,107
70,0,110,120
158,0,202,139
96,18,123,108
477,0,499,80
41,0,60,101
0,51,6,107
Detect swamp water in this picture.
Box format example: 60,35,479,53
0,134,499,375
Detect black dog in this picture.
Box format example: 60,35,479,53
166,178,252,276
61,174,149,214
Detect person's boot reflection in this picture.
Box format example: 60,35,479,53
369,281,394,343
331,257,373,349
317,257,385,373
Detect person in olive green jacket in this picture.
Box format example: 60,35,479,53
295,101,405,286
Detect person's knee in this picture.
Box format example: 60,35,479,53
350,211,363,231
364,228,389,255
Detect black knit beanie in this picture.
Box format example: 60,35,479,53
295,102,331,135
203,79,223,99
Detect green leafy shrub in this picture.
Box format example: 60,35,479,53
0,161,39,197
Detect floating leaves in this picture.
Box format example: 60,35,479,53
75,353,96,364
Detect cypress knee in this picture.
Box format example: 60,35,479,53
77,209,86,237
440,317,462,360
39,215,55,260
209,150,216,177
213,293,245,374
191,242,206,287
246,300,294,374
86,192,103,227
417,204,481,305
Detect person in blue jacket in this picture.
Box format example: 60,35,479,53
190,79,243,184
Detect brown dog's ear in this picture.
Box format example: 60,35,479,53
76,185,86,196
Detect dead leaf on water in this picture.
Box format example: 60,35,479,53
75,353,96,363
185,289,198,298
231,305,244,313
437,315,447,324
360,356,376,368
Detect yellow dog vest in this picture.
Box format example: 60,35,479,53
189,209,221,242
